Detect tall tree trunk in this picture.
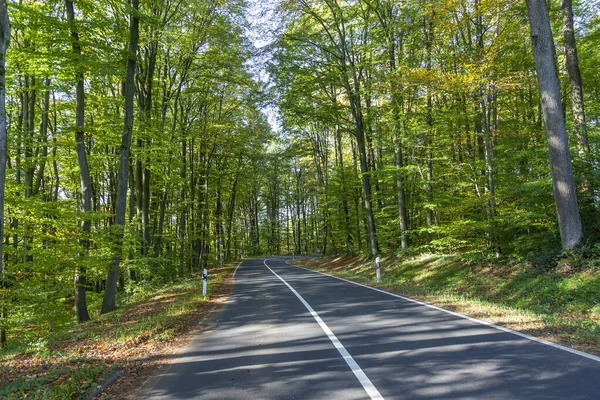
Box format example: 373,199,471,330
22,74,35,263
562,0,589,155
32,80,50,198
136,37,157,258
197,159,209,268
350,96,379,256
338,25,379,256
215,175,223,263
482,94,499,256
335,129,352,250
0,0,9,347
388,27,409,250
351,139,363,250
102,0,139,314
526,0,582,249
66,0,91,323
178,137,187,276
425,16,434,235
225,155,241,260
128,165,136,281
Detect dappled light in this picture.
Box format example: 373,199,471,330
1,0,600,397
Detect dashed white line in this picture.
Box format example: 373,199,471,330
263,259,385,400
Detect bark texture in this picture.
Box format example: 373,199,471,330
562,0,589,155
526,0,582,249
65,0,91,324
102,0,140,313
0,0,9,347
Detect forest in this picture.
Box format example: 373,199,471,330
0,0,599,361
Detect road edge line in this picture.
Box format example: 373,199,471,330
232,259,244,278
264,259,385,400
286,260,600,364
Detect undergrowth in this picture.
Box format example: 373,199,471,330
0,262,237,399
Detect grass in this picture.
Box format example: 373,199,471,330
0,262,238,399
293,253,600,357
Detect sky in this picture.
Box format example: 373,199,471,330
245,0,284,135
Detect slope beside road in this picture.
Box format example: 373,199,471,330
145,257,600,399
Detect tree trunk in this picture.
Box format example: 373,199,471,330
197,160,209,268
225,155,241,260
526,0,582,249
102,0,139,314
0,0,9,347
562,0,589,155
335,129,352,250
348,94,379,256
425,17,434,235
178,137,187,276
66,0,91,323
388,32,409,250
482,95,499,256
351,139,363,250
32,80,50,198
22,74,35,263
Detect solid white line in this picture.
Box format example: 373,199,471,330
232,259,244,278
264,259,385,400
286,260,600,364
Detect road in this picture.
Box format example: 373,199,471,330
145,257,600,399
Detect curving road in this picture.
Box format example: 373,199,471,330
145,257,600,399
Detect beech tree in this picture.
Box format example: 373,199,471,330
1,0,599,348
267,0,595,255
562,0,589,156
65,0,91,323
0,0,9,347
102,0,140,314
526,0,583,249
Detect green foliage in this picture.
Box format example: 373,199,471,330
0,0,273,352
261,0,600,260
2,0,600,384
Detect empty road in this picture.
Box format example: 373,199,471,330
146,257,600,399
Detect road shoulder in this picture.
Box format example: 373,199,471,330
97,265,239,399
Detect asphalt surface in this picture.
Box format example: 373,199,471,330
145,257,600,399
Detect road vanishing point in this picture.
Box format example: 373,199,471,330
145,257,600,399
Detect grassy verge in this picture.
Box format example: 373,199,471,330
293,254,600,357
0,262,238,399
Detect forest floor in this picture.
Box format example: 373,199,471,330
0,262,239,400
292,253,600,357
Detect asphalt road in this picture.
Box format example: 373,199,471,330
145,257,600,399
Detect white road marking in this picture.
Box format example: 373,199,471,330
263,259,385,400
232,260,244,278
285,259,600,364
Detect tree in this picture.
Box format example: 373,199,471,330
562,0,589,155
278,0,381,256
0,0,9,347
526,0,583,249
102,0,140,314
65,0,91,324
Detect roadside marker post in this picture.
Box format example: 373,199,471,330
376,257,381,283
202,268,208,296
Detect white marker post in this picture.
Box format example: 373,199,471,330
202,268,208,296
375,257,381,283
